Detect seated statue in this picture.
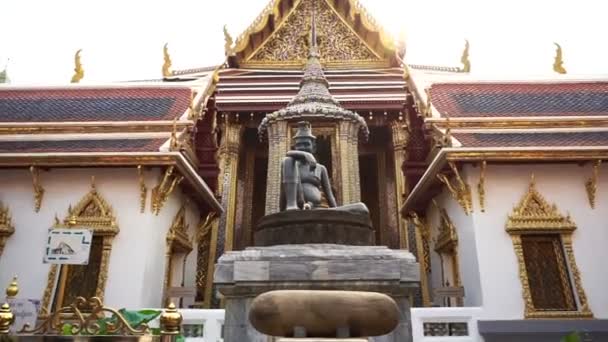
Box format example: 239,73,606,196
281,121,368,215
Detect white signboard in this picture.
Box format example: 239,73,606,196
44,228,93,265
167,286,197,298
7,298,40,333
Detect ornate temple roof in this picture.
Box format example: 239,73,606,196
258,11,369,138
0,86,194,122
452,130,608,148
227,0,400,69
0,137,168,153
428,81,608,118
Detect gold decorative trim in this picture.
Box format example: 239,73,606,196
409,212,431,307
0,202,14,259
151,166,184,215
137,165,147,213
223,25,235,57
477,160,486,212
20,297,149,335
195,212,217,305
432,200,458,253
41,179,119,316
30,166,45,212
507,177,593,319
437,162,472,215
585,160,601,209
163,204,193,305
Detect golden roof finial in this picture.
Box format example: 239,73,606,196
162,43,172,78
70,49,84,83
460,40,470,73
223,25,234,57
553,42,567,74
6,276,18,298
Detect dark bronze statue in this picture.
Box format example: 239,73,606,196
281,121,368,215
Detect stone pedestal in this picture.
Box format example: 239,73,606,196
214,244,420,342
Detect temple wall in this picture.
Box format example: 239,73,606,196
465,163,608,319
0,167,200,309
427,174,483,308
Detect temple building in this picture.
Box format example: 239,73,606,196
1,0,608,340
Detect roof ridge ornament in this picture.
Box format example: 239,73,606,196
70,49,84,84
553,42,567,74
162,43,172,78
459,39,471,73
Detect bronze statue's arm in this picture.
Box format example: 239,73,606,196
286,151,317,165
320,165,337,207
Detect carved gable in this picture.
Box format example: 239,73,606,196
506,178,576,234
244,0,383,68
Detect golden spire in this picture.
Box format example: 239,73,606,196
70,49,84,83
223,25,234,57
460,40,470,73
553,42,567,74
162,43,172,78
5,276,18,298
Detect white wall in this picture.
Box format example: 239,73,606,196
466,163,608,319
0,167,201,310
426,176,483,308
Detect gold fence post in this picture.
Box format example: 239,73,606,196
0,302,13,335
160,302,182,342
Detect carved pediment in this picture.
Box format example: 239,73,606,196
433,204,458,253
57,179,118,236
506,177,576,234
234,0,396,69
0,202,14,237
167,205,192,253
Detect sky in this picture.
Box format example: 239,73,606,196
1,0,607,84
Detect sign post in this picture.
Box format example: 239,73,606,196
44,228,93,265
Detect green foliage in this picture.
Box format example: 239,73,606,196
561,331,582,342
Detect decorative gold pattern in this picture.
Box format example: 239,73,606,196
0,201,14,258
163,204,193,305
409,212,431,307
0,303,13,335
585,160,601,209
224,25,235,56
392,120,410,248
506,177,593,318
160,302,182,335
437,162,472,215
553,42,567,74
433,200,458,253
137,165,147,213
41,179,119,316
233,0,282,53
151,166,184,215
162,43,172,77
21,297,149,335
477,161,486,212
460,40,470,73
70,49,84,83
249,0,378,65
30,166,45,212
195,212,217,304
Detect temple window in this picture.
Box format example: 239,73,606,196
41,179,119,316
164,204,193,306
506,177,593,318
432,202,463,307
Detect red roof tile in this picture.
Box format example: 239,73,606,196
453,131,608,148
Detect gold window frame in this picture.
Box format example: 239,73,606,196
432,202,463,306
0,202,14,259
506,177,593,319
163,204,193,306
40,180,119,317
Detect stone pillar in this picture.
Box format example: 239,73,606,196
216,120,243,257
265,121,289,214
391,121,410,249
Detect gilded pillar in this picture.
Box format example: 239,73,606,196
391,121,410,249
337,121,361,204
216,120,243,256
264,121,289,214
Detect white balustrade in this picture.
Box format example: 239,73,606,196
148,308,225,342
411,307,483,342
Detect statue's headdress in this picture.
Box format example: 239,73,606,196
293,121,316,140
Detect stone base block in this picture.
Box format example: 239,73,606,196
214,244,420,342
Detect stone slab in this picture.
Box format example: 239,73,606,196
214,244,419,342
